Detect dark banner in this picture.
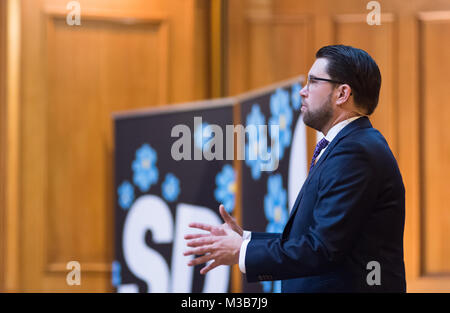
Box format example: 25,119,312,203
239,78,307,293
113,100,235,293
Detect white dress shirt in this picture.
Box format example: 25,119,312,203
238,116,362,274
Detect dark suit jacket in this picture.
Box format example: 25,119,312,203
245,117,406,292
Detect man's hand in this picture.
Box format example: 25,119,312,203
183,204,244,275
184,205,243,241
219,204,243,236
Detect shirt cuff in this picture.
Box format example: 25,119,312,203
239,231,251,274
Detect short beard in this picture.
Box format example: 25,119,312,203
302,93,333,132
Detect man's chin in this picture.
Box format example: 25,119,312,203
302,115,316,131
303,115,324,132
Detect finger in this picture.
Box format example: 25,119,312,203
184,233,210,240
219,204,233,224
183,244,214,257
220,204,243,236
188,222,214,232
186,237,216,248
200,261,220,275
187,253,213,267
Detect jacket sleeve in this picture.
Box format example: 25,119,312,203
245,141,378,282
251,232,282,240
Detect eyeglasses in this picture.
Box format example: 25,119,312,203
306,75,349,92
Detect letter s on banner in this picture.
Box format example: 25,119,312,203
122,195,173,292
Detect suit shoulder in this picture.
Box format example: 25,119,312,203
342,127,391,153
339,127,399,170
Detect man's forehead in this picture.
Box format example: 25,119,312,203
308,58,329,78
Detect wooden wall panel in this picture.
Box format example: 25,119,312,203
226,0,450,292
226,0,313,96
420,14,450,274
45,15,169,275
334,14,397,156
14,0,211,292
3,0,450,293
246,15,312,90
226,1,316,163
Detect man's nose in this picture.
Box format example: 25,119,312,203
300,84,308,97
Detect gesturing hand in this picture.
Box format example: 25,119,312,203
183,204,244,275
184,204,243,240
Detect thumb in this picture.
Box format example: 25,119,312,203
219,204,233,223
219,204,243,236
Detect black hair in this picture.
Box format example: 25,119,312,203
316,45,381,115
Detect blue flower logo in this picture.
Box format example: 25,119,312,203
245,104,270,180
112,260,122,287
132,144,158,192
214,164,236,213
162,173,180,202
269,88,292,160
194,122,214,151
273,280,282,293
261,281,272,293
264,174,288,233
291,83,302,110
118,181,134,210
260,280,282,293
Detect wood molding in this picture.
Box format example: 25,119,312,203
211,0,224,98
231,99,242,293
333,13,395,24
417,14,450,278
4,0,21,292
245,13,310,24
0,0,6,293
407,275,450,293
417,10,450,22
43,5,167,25
46,262,111,273
417,13,426,280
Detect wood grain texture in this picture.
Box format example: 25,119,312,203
3,0,450,293
225,0,450,293
0,0,6,292
419,15,450,274
16,0,211,292
3,0,21,293
333,13,398,156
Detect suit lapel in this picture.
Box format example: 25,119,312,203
283,117,372,236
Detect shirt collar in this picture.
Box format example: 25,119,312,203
324,116,362,143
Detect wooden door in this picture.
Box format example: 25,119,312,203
10,0,210,292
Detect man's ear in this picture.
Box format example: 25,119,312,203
336,84,352,105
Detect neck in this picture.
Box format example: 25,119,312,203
321,111,360,136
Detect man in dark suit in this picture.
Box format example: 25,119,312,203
184,45,406,292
